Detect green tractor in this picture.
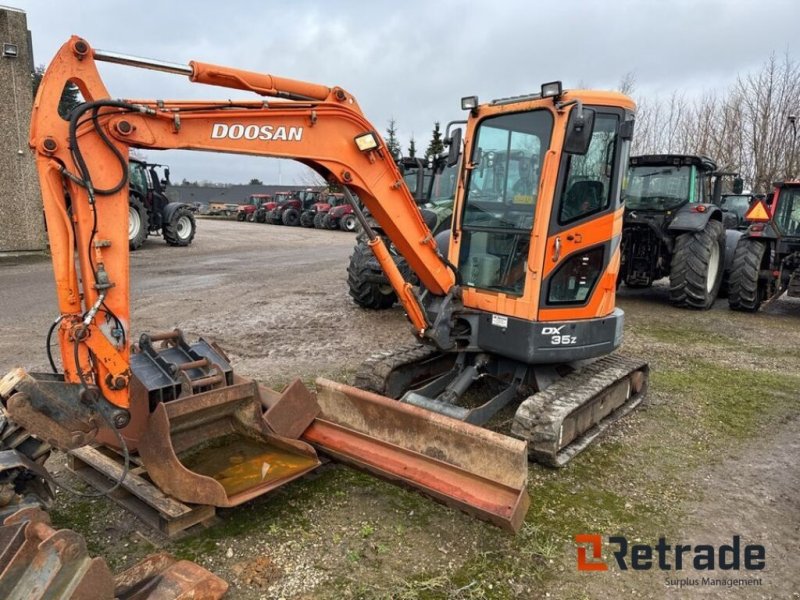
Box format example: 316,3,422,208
347,156,457,309
619,154,743,308
128,159,197,250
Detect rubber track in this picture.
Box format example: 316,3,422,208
0,410,53,512
728,239,766,311
511,354,649,467
353,343,440,397
669,220,724,308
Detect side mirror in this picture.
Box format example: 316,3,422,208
766,193,775,206
563,105,596,155
733,177,744,194
446,127,462,168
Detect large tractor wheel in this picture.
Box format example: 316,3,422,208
246,212,256,222
236,211,247,222
669,220,724,309
323,214,339,230
300,212,315,228
164,207,197,247
341,214,358,232
282,208,300,226
128,196,148,251
347,241,397,309
313,212,327,228
728,239,767,312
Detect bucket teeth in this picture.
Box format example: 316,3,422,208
512,354,649,467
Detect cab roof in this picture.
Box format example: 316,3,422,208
630,154,718,173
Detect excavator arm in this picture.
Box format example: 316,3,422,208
31,36,454,413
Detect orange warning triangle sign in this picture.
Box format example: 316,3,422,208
744,200,771,222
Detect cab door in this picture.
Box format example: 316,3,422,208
537,108,633,322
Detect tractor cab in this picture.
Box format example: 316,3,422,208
620,155,730,308
625,154,717,213
719,194,762,230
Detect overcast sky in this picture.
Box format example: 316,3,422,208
10,0,800,185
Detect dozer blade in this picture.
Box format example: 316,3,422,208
138,378,321,507
304,378,530,532
512,354,649,467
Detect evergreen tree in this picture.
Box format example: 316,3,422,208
249,178,264,185
32,64,81,118
385,118,402,161
425,122,445,158
408,135,417,158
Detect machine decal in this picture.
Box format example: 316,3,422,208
211,123,303,141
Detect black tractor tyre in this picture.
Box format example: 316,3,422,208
164,206,197,247
347,241,397,309
313,212,327,229
300,212,315,228
247,212,256,222
282,208,300,226
728,239,767,312
341,214,358,232
128,196,148,251
236,211,247,222
323,214,339,230
669,219,725,309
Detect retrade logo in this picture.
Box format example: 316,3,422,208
576,534,608,571
575,534,766,572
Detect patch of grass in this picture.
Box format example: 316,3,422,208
653,362,800,439
639,323,734,346
49,500,105,556
171,465,363,561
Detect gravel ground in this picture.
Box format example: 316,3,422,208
1,217,798,599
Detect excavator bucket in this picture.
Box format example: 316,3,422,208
138,379,321,507
303,378,530,532
126,331,321,507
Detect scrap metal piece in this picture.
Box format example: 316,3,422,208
305,378,529,532
0,508,228,599
512,354,649,467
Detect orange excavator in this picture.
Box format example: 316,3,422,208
0,37,647,532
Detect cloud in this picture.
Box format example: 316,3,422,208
14,0,800,184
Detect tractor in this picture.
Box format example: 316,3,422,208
347,156,457,309
128,159,197,250
274,189,322,226
619,154,742,308
302,192,346,228
728,181,800,310
236,193,271,221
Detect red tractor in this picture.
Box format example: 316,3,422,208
263,191,297,224
270,189,322,226
302,192,345,228
728,181,800,310
236,193,271,221
322,198,360,231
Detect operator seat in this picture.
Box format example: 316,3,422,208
563,180,603,220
